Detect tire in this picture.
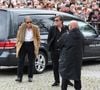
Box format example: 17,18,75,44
33,51,47,74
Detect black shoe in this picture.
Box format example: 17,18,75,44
68,81,73,86
15,78,22,82
52,82,59,86
28,78,33,82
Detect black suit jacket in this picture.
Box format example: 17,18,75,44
47,25,68,52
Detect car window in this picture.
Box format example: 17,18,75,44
0,11,8,39
63,21,97,37
31,15,54,33
63,15,78,21
17,14,54,34
79,22,97,37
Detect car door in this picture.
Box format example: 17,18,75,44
16,14,55,72
0,11,8,53
79,22,100,59
0,10,17,65
30,14,55,61
0,11,9,60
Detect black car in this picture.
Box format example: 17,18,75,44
0,8,100,73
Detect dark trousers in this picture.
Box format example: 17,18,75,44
51,50,60,83
17,41,35,79
61,79,81,90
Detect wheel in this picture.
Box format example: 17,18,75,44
34,51,47,74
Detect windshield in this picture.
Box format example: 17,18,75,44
0,11,8,40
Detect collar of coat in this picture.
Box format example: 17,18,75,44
69,28,79,33
18,22,38,42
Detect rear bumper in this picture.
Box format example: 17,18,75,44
0,51,17,66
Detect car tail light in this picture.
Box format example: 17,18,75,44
0,40,16,49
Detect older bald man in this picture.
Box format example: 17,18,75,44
15,16,40,82
58,20,84,90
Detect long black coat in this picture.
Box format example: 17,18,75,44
58,28,84,80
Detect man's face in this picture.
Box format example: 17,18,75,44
25,20,32,28
54,17,62,26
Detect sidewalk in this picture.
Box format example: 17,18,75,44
0,70,100,90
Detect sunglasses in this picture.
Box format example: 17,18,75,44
54,19,60,22
26,21,32,24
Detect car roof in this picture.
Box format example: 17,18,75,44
0,8,83,21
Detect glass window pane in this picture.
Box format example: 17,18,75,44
0,11,8,39
17,15,54,33
79,22,97,37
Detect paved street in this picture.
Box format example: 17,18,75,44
0,60,100,90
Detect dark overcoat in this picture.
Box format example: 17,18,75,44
58,28,84,80
47,25,68,52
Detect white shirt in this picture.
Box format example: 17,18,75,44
24,28,33,42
